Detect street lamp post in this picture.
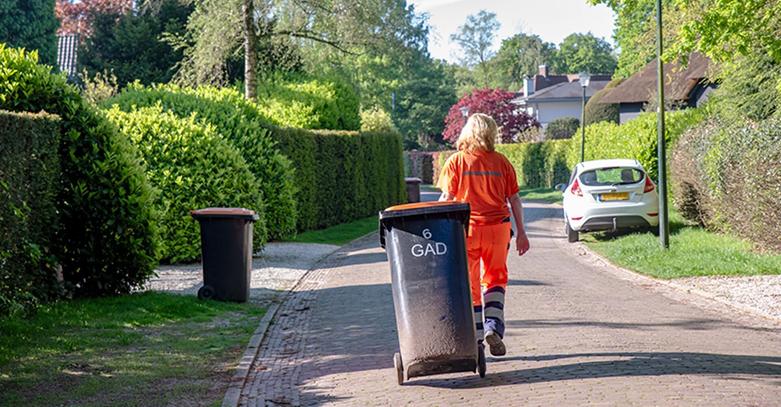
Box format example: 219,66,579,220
656,0,670,248
579,72,590,162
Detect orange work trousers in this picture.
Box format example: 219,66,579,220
467,221,511,339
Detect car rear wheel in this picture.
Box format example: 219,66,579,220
566,221,579,243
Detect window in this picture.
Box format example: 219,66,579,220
579,167,644,186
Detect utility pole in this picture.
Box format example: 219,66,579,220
656,0,670,248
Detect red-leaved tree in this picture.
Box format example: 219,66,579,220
56,0,132,37
443,89,539,144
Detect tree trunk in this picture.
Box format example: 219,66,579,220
242,0,258,100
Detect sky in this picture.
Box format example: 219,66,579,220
408,0,617,63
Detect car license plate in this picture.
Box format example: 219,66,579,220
601,192,629,201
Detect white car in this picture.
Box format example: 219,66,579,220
558,159,659,242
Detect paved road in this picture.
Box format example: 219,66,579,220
239,197,781,406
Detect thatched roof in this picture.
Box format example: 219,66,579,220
601,53,711,104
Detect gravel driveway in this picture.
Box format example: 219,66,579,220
143,242,340,307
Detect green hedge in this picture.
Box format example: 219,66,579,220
273,128,406,230
0,110,61,316
566,109,705,181
0,45,158,297
105,84,297,240
496,140,571,189
105,106,266,263
256,74,361,131
672,117,781,251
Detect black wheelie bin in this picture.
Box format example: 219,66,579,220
191,207,258,302
379,201,486,385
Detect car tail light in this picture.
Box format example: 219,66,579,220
644,176,655,193
571,179,583,197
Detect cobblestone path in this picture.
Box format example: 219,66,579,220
239,200,781,406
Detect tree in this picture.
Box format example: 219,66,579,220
78,0,192,87
450,10,500,88
443,89,539,144
584,78,620,125
587,0,680,78
394,57,457,149
0,0,59,65
55,0,132,37
171,0,419,99
552,32,617,74
450,10,500,66
486,33,557,90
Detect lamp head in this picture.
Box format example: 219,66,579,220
579,72,591,88
459,106,470,118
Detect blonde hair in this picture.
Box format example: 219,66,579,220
456,113,497,153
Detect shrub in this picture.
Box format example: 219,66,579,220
584,79,621,125
566,109,705,181
273,128,406,229
0,45,158,297
105,84,297,240
546,117,580,139
361,107,397,133
256,73,361,131
497,140,571,189
672,117,781,251
105,106,266,263
0,111,62,316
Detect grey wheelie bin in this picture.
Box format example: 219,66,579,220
379,201,486,385
191,208,258,302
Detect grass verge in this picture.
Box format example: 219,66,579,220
583,211,781,279
288,216,378,245
520,187,563,204
0,292,264,406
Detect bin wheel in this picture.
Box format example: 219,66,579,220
198,285,215,300
393,352,404,385
477,343,487,378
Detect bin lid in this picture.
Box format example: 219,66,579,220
191,207,259,221
379,201,470,220
404,177,423,184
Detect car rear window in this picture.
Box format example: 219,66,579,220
579,167,644,186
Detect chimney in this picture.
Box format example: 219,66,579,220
523,77,535,97
538,64,548,77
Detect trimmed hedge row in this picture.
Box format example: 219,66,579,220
105,106,266,263
107,84,405,234
0,110,62,316
256,74,361,131
565,109,705,181
0,45,158,298
672,117,781,251
273,128,406,230
106,84,297,240
496,141,571,189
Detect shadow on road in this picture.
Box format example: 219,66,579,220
408,351,781,389
505,318,778,333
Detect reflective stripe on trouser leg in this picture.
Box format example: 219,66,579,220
473,305,484,341
483,286,505,338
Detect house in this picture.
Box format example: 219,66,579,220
600,53,715,123
512,65,611,130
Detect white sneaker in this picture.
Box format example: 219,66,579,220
484,329,506,356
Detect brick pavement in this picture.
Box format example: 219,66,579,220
238,201,781,406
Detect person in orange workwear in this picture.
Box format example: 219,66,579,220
438,113,530,357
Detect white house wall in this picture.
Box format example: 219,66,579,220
532,101,582,128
